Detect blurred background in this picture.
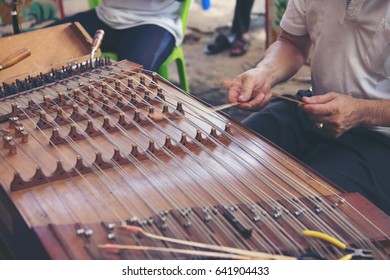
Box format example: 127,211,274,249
0,0,311,121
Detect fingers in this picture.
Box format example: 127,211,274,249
226,72,271,110
245,92,273,110
301,92,337,104
301,93,338,116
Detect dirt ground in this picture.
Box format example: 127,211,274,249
173,0,311,121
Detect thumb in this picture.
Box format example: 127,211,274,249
302,93,336,104
237,79,256,102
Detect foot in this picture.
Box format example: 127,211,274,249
229,34,250,57
204,34,232,55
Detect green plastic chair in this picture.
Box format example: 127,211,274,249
88,0,190,92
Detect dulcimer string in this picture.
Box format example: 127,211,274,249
42,81,247,249
104,69,330,214
96,70,342,254
3,64,380,258
170,89,386,252
104,68,344,234
61,73,302,253
86,69,386,254
2,102,118,225
13,94,207,255
34,90,201,234
12,101,133,223
14,92,185,232
79,82,288,252
67,77,274,249
135,70,386,249
0,63,382,258
136,75,376,256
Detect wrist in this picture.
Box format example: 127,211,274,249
356,99,390,127
254,62,277,87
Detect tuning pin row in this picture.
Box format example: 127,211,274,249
1,58,110,97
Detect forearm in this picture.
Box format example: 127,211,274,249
255,32,311,87
358,99,390,127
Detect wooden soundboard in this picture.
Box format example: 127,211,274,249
0,25,388,260
0,22,98,84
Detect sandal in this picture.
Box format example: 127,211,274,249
204,34,232,55
229,37,250,57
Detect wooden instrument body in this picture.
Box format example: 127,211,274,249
0,22,97,85
0,59,389,260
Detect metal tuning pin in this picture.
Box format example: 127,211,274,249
90,29,105,66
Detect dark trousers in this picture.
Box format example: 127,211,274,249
243,94,390,215
231,0,255,36
49,9,175,71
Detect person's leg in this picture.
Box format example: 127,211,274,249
113,24,175,71
204,0,255,55
243,97,321,158
303,129,390,215
229,0,255,56
230,0,255,36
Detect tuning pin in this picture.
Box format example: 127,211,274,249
3,135,17,155
8,116,19,128
15,125,28,143
11,103,21,117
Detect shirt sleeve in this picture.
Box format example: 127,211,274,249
280,0,308,36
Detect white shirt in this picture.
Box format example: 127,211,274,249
280,0,390,136
96,0,183,46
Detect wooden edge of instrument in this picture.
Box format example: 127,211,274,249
31,192,389,260
71,22,101,58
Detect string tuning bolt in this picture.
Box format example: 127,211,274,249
85,229,94,237
107,233,115,240
76,228,85,236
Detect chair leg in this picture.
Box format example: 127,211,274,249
157,65,170,81
176,58,190,93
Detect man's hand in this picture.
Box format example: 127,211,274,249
301,92,363,138
227,68,273,111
